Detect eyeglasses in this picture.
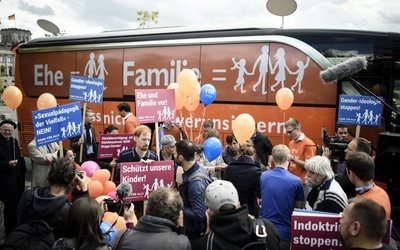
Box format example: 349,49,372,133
2,128,14,133
286,128,297,134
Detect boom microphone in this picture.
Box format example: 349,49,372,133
116,182,132,200
320,56,367,83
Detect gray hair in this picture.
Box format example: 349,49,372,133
304,155,334,180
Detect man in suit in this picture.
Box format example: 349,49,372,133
70,108,97,164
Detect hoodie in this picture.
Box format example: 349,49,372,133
16,186,70,239
193,205,280,250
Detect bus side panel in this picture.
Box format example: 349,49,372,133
123,46,201,95
76,50,124,98
200,43,337,105
19,51,76,97
176,103,336,147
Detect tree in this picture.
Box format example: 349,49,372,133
136,11,159,29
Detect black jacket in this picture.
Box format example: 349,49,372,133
16,186,70,239
113,215,191,250
251,132,273,167
70,124,97,164
224,156,262,217
193,205,280,250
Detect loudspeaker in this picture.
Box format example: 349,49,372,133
374,132,400,184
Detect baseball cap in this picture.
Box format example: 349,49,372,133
204,180,239,214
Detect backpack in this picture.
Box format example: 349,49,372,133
0,219,55,250
0,187,68,250
206,218,269,250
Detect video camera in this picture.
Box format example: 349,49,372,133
103,198,133,216
322,126,350,162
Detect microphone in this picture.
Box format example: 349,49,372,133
116,182,132,200
320,56,367,83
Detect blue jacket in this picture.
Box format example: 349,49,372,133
179,163,210,239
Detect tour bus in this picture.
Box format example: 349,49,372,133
14,26,400,156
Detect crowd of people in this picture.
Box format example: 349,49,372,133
0,109,397,249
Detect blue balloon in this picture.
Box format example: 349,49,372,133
203,137,222,162
200,84,217,106
100,221,117,245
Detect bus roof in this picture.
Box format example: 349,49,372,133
22,26,400,48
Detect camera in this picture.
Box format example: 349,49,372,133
103,198,133,216
322,126,350,162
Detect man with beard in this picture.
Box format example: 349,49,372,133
117,125,158,218
340,198,393,250
305,155,348,213
176,139,211,246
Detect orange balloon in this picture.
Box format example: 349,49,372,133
88,180,103,198
92,169,111,184
275,87,294,110
37,93,57,110
233,113,256,144
167,83,185,111
102,180,116,195
103,212,137,230
3,86,23,110
184,96,200,112
190,82,201,100
177,69,198,97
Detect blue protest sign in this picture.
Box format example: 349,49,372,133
32,102,82,147
69,75,104,104
337,95,383,126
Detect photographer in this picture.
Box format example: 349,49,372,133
336,137,372,199
322,124,350,177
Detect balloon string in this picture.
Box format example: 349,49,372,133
189,111,194,141
201,106,207,117
282,110,286,144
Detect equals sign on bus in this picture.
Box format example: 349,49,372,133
212,69,226,81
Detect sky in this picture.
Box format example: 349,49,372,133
0,0,400,39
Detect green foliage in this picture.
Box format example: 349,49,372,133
136,10,159,29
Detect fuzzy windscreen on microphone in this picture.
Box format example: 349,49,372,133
320,56,367,83
116,181,132,200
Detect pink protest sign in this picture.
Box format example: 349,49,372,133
119,160,174,201
97,133,135,159
135,89,176,123
291,210,391,250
